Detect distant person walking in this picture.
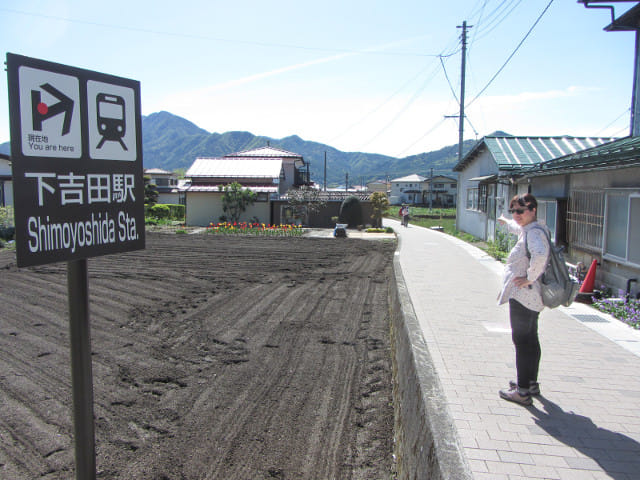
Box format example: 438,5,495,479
496,193,550,406
400,205,410,227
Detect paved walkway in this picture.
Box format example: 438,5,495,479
385,218,640,480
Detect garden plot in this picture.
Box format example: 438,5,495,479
0,233,396,479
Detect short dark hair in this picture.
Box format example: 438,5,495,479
509,193,537,210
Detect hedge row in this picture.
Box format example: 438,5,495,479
145,204,185,220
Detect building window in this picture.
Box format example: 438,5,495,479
537,200,558,244
567,189,604,252
603,190,640,266
478,183,488,212
466,187,478,210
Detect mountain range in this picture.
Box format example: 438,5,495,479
1,111,483,186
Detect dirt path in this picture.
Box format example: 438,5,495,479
0,233,396,479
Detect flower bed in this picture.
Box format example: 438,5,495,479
592,297,640,330
206,222,304,237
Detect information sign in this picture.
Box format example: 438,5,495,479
6,53,145,267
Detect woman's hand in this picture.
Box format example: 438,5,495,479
513,276,533,288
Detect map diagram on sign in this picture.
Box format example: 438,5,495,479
87,81,136,161
18,66,82,158
31,83,74,135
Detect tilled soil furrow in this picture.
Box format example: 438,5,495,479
0,233,396,480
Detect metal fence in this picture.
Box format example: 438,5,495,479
567,189,604,252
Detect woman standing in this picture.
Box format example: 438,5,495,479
497,193,550,406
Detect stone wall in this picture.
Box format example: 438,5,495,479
389,255,472,480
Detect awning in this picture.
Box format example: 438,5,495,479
467,175,497,183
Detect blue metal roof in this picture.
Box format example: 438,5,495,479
454,136,617,171
531,136,640,174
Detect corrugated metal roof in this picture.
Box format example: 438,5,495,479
532,136,640,174
144,168,173,175
486,136,616,169
391,174,427,182
454,136,616,171
186,185,278,193
186,158,282,178
225,146,302,159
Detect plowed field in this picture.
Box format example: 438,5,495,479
0,232,396,479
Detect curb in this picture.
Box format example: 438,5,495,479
389,245,472,480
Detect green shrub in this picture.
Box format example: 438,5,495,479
148,204,171,219
145,203,185,220
0,206,15,241
167,204,185,220
339,196,363,228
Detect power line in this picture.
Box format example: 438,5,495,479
329,61,437,144
474,0,524,42
360,63,441,149
0,7,443,58
440,56,460,104
595,108,630,136
465,0,555,109
395,118,448,158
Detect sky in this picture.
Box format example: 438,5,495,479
0,0,638,158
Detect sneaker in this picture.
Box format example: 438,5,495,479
499,388,533,406
509,380,540,396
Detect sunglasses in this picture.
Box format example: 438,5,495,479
509,205,532,215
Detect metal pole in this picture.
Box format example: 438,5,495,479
632,29,640,136
429,167,434,210
458,21,468,164
67,258,96,480
324,151,327,191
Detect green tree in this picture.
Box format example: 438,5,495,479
219,182,257,223
369,192,390,228
144,175,159,206
339,196,363,228
286,186,327,226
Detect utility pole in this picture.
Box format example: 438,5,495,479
429,167,434,210
457,21,471,164
323,151,327,191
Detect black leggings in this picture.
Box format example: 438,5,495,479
509,299,541,389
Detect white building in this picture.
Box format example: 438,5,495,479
389,174,427,205
183,146,310,226
0,154,12,207
144,168,181,205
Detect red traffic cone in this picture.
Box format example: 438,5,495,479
579,259,597,294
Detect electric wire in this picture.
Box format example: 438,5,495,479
594,108,630,136
465,0,555,109
440,56,460,104
612,125,630,137
391,0,527,157
360,62,442,149
329,61,437,144
0,7,442,58
395,118,449,159
473,0,524,42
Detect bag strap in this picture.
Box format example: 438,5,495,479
524,225,551,260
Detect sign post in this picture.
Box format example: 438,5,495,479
6,53,145,479
68,258,95,479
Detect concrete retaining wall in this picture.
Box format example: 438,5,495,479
389,254,472,480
